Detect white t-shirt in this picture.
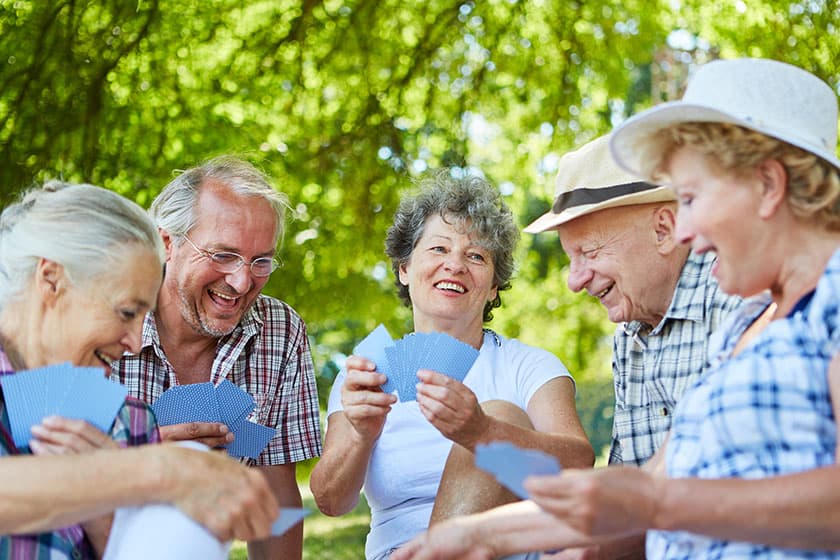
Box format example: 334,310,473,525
327,330,573,560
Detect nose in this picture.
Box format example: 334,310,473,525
566,254,593,293
674,213,696,246
122,323,143,354
225,265,254,294
443,253,467,273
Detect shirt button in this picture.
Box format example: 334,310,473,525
71,549,83,560
661,407,669,416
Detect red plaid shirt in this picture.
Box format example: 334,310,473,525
112,294,322,465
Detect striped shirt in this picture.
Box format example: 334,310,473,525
610,251,742,466
112,294,322,465
649,249,840,559
0,347,160,560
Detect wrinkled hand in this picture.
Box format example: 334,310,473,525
340,355,396,441
159,422,233,448
415,369,487,448
391,518,495,560
162,445,278,542
29,416,119,455
525,467,659,538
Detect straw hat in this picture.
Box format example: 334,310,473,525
524,135,675,234
610,57,840,180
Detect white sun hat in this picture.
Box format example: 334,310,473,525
610,57,840,180
524,134,675,234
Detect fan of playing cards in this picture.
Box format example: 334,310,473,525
353,324,481,401
152,380,275,460
0,363,129,449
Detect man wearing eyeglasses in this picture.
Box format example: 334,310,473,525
112,155,322,560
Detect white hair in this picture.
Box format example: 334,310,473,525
0,180,165,310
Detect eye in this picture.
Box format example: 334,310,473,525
678,195,694,207
467,252,487,263
118,308,138,322
429,246,447,254
210,252,242,265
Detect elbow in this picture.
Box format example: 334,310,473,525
309,476,357,517
569,438,596,469
311,488,357,517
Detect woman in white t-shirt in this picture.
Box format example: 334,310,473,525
310,170,594,560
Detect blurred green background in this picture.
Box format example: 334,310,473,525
2,0,838,556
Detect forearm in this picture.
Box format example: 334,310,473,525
310,432,375,516
656,467,840,549
472,500,608,556
0,448,168,534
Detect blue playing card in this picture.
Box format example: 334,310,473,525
353,324,397,394
474,441,562,499
55,370,129,435
224,419,276,460
1,364,128,448
271,508,310,536
151,383,221,426
215,379,254,428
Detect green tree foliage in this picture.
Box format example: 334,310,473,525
2,0,839,458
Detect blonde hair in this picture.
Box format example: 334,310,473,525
638,122,840,231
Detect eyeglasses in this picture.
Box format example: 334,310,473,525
181,235,280,278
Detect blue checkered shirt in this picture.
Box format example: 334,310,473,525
649,249,840,559
610,251,742,465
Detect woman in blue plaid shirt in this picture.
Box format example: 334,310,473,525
394,58,840,560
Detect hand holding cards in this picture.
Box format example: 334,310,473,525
352,324,480,402
0,363,128,448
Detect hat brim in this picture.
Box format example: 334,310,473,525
524,185,675,234
611,102,840,181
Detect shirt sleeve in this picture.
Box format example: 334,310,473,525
110,397,161,447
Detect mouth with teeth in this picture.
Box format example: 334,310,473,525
595,285,613,300
208,288,240,308
94,349,116,368
435,281,466,294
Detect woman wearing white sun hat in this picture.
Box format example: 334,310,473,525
392,57,840,560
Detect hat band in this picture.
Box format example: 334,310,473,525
552,181,659,213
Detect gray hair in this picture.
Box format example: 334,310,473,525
0,181,165,310
151,155,289,246
385,169,519,323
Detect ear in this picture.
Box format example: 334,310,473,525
159,228,175,261
756,159,788,219
35,258,67,306
398,261,410,286
653,205,678,256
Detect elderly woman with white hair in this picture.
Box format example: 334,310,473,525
0,181,278,559
393,58,840,560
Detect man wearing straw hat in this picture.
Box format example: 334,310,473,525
525,134,741,470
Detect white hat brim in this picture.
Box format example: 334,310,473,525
611,102,840,181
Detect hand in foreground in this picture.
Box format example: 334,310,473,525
340,355,397,441
159,422,233,448
161,444,278,542
30,416,119,455
525,467,659,538
415,369,487,448
391,517,496,560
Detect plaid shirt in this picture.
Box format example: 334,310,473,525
112,294,322,465
609,251,742,466
0,347,160,560
650,249,840,559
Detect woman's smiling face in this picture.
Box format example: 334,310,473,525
399,214,497,333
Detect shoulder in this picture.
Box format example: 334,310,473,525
483,331,570,374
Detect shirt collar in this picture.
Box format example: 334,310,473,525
623,250,717,337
